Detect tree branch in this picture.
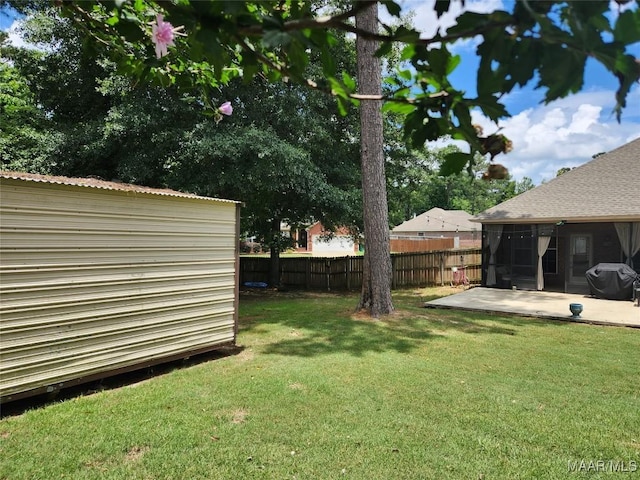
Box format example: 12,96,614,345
237,12,514,49
232,38,450,105
64,3,119,48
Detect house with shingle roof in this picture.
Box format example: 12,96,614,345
391,207,480,248
473,137,640,293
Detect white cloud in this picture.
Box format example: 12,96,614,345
385,0,504,40
468,88,640,183
3,18,44,51
4,20,22,47
429,87,640,183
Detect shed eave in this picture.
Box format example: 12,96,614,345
0,171,240,204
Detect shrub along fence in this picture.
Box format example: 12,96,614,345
240,248,482,291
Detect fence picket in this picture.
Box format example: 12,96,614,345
240,248,482,291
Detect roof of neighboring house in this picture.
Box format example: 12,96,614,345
0,170,239,203
392,207,478,233
474,137,640,224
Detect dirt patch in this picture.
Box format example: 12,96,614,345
417,286,462,297
0,431,10,439
125,445,150,462
383,309,434,321
231,409,249,424
236,348,255,362
288,382,305,391
84,459,108,471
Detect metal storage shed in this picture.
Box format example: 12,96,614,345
0,171,241,402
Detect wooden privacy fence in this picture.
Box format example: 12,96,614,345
240,248,482,291
390,237,454,253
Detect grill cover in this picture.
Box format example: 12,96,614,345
585,263,638,300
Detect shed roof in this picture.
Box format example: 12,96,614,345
0,171,239,203
473,137,640,224
392,207,478,233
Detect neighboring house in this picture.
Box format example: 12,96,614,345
242,222,359,256
391,207,480,248
294,222,359,256
473,138,640,293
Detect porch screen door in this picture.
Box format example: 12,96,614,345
569,234,592,284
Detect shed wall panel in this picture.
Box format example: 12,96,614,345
0,178,239,401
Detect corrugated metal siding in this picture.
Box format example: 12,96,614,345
0,178,239,400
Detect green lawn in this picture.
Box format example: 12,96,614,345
1,288,638,479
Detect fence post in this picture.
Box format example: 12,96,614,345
391,255,397,289
440,252,444,286
325,259,331,291
305,257,311,290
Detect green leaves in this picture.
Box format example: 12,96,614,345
445,11,494,37
380,0,402,18
439,152,472,176
341,71,356,91
434,0,452,19
327,74,358,116
381,100,416,116
262,29,291,48
614,9,640,44
537,48,585,103
472,96,509,123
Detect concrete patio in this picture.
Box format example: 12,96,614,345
425,287,640,328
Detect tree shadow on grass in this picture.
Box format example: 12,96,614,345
238,289,556,358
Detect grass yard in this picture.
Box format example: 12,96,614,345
1,288,639,479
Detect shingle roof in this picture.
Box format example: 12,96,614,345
474,137,640,224
0,171,239,203
392,207,478,233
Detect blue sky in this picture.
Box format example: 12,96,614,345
390,0,640,183
0,7,14,29
2,1,639,184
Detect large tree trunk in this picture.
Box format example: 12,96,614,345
356,2,394,317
